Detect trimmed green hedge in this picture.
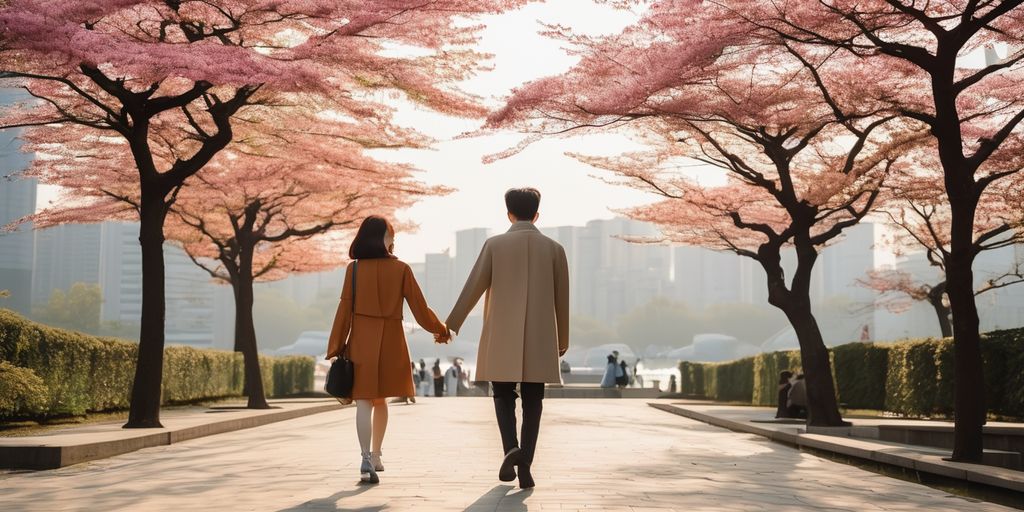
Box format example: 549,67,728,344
706,358,754,403
677,361,704,396
271,355,316,397
833,342,889,410
980,329,1024,419
751,350,802,406
0,360,47,415
0,309,315,420
676,327,1024,419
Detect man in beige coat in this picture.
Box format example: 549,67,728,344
443,187,570,489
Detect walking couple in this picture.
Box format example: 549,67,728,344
325,188,571,489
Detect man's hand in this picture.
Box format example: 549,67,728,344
434,325,452,344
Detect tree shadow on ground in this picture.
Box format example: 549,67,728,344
463,485,532,512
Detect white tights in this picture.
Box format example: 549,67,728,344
356,399,388,455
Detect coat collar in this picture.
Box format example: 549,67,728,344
507,221,539,233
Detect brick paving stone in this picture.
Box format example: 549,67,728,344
0,398,1014,511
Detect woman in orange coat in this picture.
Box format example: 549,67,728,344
326,216,450,484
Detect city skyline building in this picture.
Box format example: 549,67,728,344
455,228,490,286
32,223,102,307
422,250,456,316
0,89,36,316
98,222,228,348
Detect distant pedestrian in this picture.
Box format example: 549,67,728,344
787,373,808,419
600,354,617,388
775,371,794,418
445,360,461,397
616,360,629,388
668,374,677,394
418,359,431,396
433,359,444,397
411,361,421,389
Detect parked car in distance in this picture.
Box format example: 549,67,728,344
274,331,329,357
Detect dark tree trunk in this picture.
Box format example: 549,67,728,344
99,78,242,428
124,188,168,428
947,202,986,462
781,300,847,426
926,47,987,462
760,241,848,427
232,246,270,409
926,282,953,338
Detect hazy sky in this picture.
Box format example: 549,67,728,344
28,1,653,263
382,1,656,262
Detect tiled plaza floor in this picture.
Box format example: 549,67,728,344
0,398,1011,511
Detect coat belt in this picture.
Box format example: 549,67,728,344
354,312,403,321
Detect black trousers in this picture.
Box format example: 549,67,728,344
491,382,544,466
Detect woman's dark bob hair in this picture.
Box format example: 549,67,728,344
349,215,394,260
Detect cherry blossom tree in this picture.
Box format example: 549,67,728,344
0,0,522,427
728,0,1024,462
489,4,922,426
860,164,1024,338
166,146,441,409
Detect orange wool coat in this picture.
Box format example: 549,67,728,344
325,257,447,400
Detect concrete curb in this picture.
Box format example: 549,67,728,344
649,402,1024,494
1,401,347,470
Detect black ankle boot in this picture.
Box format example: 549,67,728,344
499,446,521,482
493,396,520,481
520,395,543,475
518,464,535,489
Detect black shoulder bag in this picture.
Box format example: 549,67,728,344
325,261,356,400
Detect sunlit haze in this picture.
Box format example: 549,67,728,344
34,1,655,263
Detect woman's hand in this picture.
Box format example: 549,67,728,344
434,324,452,344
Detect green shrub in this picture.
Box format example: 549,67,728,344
708,358,754,402
981,328,1024,418
163,346,244,404
678,358,754,402
0,361,48,417
832,343,889,410
702,364,718,399
676,327,1024,420
884,338,947,416
271,356,316,396
0,309,316,420
677,361,704,397
751,350,802,406
0,310,131,415
933,339,956,416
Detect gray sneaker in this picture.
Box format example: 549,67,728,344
360,453,379,484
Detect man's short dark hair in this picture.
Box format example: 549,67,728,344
505,187,541,220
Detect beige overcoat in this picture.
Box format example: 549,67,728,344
446,222,570,384
325,257,447,399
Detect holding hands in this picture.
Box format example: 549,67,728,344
435,324,452,344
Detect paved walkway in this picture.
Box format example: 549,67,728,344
1,399,346,469
0,398,1012,511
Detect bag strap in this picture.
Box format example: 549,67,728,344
342,260,357,357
